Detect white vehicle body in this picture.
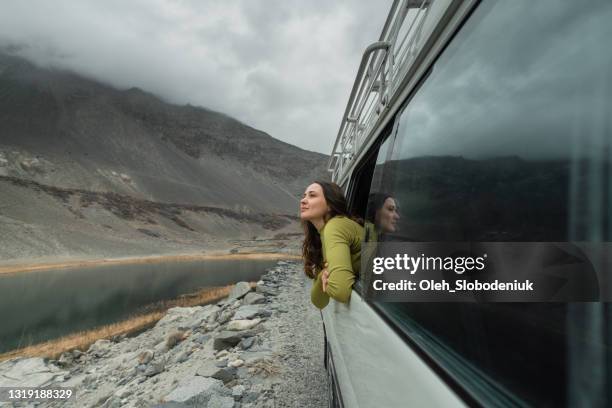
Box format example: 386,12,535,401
322,294,465,407
323,0,612,407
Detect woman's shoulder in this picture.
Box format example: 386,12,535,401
327,216,364,233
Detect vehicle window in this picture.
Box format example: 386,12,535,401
357,134,397,296
364,135,395,240
369,0,612,406
346,132,395,295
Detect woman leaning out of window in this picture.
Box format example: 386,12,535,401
300,181,363,309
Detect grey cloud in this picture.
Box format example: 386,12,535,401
0,0,393,154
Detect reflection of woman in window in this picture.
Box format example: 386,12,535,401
365,193,400,240
300,181,363,309
362,193,400,299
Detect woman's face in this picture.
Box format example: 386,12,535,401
376,197,400,233
300,183,329,222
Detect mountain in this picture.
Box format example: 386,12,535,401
0,52,328,213
0,52,328,261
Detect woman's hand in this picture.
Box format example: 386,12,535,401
321,262,330,293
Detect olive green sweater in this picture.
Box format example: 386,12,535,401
311,216,363,309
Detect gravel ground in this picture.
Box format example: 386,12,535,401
265,263,329,407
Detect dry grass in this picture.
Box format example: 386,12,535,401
0,283,252,362
0,253,301,276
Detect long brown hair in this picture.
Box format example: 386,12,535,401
302,181,359,279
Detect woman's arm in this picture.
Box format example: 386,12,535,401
322,221,355,304
310,268,330,309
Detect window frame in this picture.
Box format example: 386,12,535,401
345,120,396,296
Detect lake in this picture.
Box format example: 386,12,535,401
0,257,282,353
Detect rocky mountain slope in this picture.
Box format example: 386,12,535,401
0,52,328,261
0,52,329,212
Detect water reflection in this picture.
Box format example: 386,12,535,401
0,258,278,353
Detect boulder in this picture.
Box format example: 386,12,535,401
211,367,237,384
205,322,220,331
88,339,112,357
256,285,279,297
213,330,256,351
156,306,214,330
239,337,256,350
58,352,74,367
232,384,246,400
173,350,191,364
193,333,210,344
114,386,133,399
233,305,269,320
19,158,44,173
207,309,220,323
243,292,266,305
242,391,260,403
0,358,67,388
164,376,229,406
227,318,261,331
154,340,169,355
217,309,235,324
207,394,235,408
144,360,165,377
196,361,219,377
228,359,244,368
228,281,252,300
137,350,154,365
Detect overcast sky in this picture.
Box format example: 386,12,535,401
0,0,393,154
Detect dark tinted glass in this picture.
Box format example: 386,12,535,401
387,1,611,243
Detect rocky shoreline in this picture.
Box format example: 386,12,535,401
0,260,328,407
